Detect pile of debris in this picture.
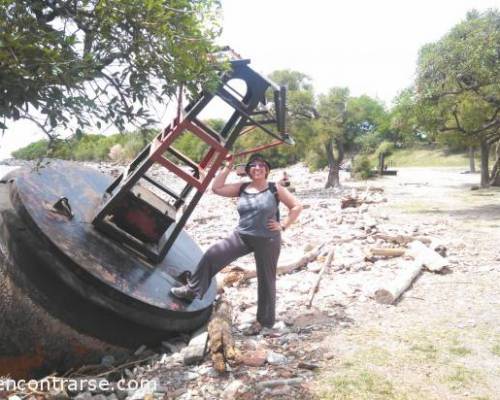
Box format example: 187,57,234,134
2,162,454,400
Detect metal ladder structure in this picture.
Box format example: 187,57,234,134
92,57,292,263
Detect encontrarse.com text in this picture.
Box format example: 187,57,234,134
0,377,155,393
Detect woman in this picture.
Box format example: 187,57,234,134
171,154,303,331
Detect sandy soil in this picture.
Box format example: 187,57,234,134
3,162,499,400
309,167,500,400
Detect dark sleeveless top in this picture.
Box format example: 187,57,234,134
236,184,280,238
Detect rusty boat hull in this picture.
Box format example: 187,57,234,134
0,161,216,378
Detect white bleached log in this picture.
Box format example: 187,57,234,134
374,233,432,245
369,248,406,257
307,247,335,308
374,260,423,304
407,240,448,272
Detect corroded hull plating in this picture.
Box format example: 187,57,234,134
0,161,215,378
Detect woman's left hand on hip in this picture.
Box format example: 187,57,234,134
267,219,282,231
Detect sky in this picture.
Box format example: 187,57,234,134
1,0,499,159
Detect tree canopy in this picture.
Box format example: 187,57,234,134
415,9,500,185
0,0,222,137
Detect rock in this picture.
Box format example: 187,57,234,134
298,361,319,370
161,340,183,354
169,388,187,398
113,387,128,400
74,393,93,400
47,389,70,400
256,377,304,390
266,351,288,365
279,333,300,345
126,378,158,400
134,345,147,356
123,368,135,379
169,351,184,365
221,380,245,399
184,372,199,381
273,321,288,331
182,329,208,365
92,395,107,400
265,385,293,396
100,355,116,368
238,349,268,367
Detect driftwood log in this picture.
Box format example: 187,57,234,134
340,187,387,209
374,260,423,304
207,297,236,373
367,186,384,193
222,242,326,287
407,240,448,272
340,195,386,209
373,240,449,304
374,233,432,245
307,247,335,308
369,247,406,257
370,240,448,268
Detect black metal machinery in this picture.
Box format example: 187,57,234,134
0,54,291,378
92,57,292,263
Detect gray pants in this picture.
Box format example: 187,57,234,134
188,231,281,327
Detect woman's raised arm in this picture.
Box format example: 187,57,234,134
211,157,243,197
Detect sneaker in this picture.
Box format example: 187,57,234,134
242,321,262,336
176,270,192,285
170,285,197,301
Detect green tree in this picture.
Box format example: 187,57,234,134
415,9,500,187
311,91,391,187
236,69,317,168
0,0,222,138
268,70,317,164
389,88,426,145
348,95,390,154
315,87,349,188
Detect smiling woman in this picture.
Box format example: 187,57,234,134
170,153,303,334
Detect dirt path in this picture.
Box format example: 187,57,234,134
311,168,500,400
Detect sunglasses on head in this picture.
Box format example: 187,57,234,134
248,162,267,168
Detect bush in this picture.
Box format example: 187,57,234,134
375,141,395,158
352,155,373,180
12,130,157,162
12,140,49,160
305,149,328,172
108,144,125,162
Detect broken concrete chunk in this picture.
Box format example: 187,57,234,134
182,330,208,365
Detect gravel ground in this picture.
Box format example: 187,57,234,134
1,161,499,400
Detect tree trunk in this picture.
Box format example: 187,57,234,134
378,153,385,175
489,141,500,186
325,140,344,188
468,146,476,173
480,139,490,188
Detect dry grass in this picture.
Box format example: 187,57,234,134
314,324,496,400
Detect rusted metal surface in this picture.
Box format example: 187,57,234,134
0,162,216,377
